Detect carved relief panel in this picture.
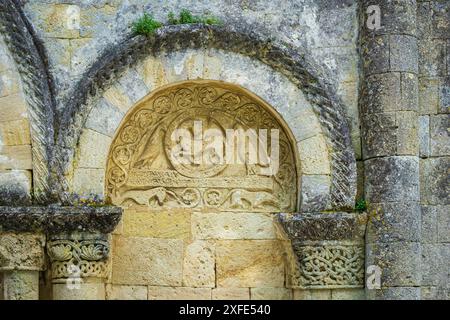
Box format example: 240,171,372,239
106,81,298,212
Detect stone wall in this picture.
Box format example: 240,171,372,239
0,0,448,300
0,37,33,205
417,0,449,300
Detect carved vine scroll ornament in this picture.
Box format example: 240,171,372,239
106,81,298,212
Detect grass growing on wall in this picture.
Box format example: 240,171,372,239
132,9,221,36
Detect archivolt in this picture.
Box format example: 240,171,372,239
0,0,57,203
59,24,356,209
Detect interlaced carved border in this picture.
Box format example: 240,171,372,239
288,244,365,288
0,0,57,203
47,236,109,281
57,24,356,209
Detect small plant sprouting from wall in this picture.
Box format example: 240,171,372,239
132,9,221,36
355,198,367,212
168,9,221,26
132,13,163,36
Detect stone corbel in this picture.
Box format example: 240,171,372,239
277,212,367,289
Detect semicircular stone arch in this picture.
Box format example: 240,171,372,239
71,48,333,212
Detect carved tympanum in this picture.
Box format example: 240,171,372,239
106,81,297,212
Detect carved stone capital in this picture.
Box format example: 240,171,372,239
278,212,366,289
47,233,110,282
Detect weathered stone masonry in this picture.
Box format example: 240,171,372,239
0,0,448,300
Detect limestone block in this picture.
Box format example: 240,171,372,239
420,157,450,205
430,114,450,156
291,108,322,142
203,51,223,79
0,170,31,205
112,236,183,286
365,156,419,203
0,145,32,170
437,206,450,242
419,115,430,157
361,73,401,114
183,240,215,288
212,288,250,300
0,233,45,271
419,78,439,115
419,39,446,77
0,69,20,97
367,287,420,300
53,283,105,300
117,69,149,104
421,287,449,300
72,168,105,198
192,212,276,240
41,4,81,38
421,244,445,287
103,85,133,112
421,206,438,244
365,242,421,287
0,94,28,122
3,271,39,300
0,119,31,146
106,284,147,300
148,287,211,300
331,289,365,300
137,56,167,90
292,289,331,300
216,240,284,288
300,174,331,212
440,76,450,113
361,35,390,75
250,288,292,300
368,0,417,36
76,129,111,169
400,73,419,112
389,35,418,74
297,135,331,175
85,99,124,138
122,209,190,240
366,202,421,243
162,51,202,83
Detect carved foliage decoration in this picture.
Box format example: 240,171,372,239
106,81,298,212
47,238,109,280
289,244,365,288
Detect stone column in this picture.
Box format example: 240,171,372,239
0,233,45,300
47,233,110,300
360,0,421,299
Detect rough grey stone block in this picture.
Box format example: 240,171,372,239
431,1,450,38
362,112,397,157
366,242,421,287
437,205,450,243
361,35,390,75
430,114,450,156
390,35,418,74
419,77,439,115
362,0,417,36
361,73,401,114
300,175,331,212
366,202,421,243
419,39,446,77
365,156,419,203
421,205,438,244
421,287,449,300
367,287,421,300
440,76,450,114
419,115,430,158
420,157,450,205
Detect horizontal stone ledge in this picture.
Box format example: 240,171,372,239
0,206,122,234
277,212,367,241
